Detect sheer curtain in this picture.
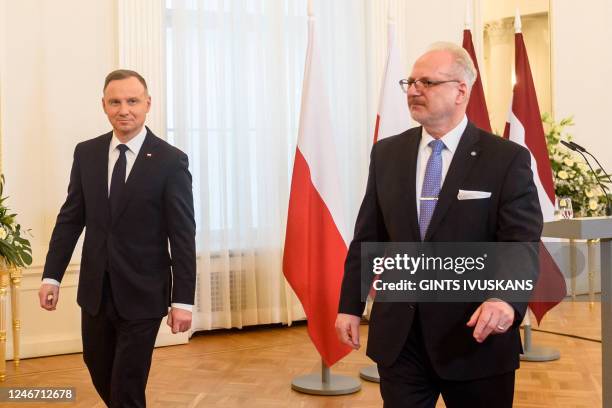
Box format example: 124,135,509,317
165,0,397,331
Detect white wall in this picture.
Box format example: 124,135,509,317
0,0,118,359
0,0,187,359
552,0,612,172
1,0,117,267
483,0,549,23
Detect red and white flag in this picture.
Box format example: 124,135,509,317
503,13,566,323
373,15,410,143
462,28,492,132
283,9,351,367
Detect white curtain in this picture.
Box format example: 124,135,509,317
165,0,405,331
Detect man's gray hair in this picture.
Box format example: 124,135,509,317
427,42,477,88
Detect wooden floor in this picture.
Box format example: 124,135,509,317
2,300,602,407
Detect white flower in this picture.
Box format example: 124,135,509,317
14,241,21,248
586,189,594,198
558,170,569,180
6,235,13,245
564,158,574,167
577,163,589,172
589,199,599,210
0,227,7,240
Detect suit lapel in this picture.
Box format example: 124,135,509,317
424,122,481,241
112,129,160,224
406,129,422,241
96,132,113,223
394,127,422,241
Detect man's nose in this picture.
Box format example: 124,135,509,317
118,102,130,115
407,82,420,97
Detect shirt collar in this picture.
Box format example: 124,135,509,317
419,115,468,154
110,126,148,155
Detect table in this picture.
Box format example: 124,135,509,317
0,262,21,381
542,217,612,407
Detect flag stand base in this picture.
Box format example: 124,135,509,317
520,324,560,361
291,360,361,396
359,364,380,383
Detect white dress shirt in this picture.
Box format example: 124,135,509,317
107,126,147,193
415,115,468,217
43,126,192,312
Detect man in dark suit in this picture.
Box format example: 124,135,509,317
336,43,542,407
38,70,196,408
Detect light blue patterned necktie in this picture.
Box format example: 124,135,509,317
419,139,445,240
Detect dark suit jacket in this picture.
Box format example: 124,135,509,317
43,128,196,320
339,122,543,380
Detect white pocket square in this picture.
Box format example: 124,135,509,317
457,189,492,200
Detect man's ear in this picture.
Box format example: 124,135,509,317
457,83,469,105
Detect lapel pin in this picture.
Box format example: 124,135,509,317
146,153,152,157
470,151,477,156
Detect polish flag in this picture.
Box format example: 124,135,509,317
283,9,351,366
373,14,410,143
503,12,566,323
462,27,492,132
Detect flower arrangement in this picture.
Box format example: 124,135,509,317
544,113,610,217
0,175,32,268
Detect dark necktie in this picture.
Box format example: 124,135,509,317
109,144,129,217
419,139,445,240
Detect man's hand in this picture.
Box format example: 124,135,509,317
167,307,192,334
466,299,515,343
38,284,60,311
335,313,361,350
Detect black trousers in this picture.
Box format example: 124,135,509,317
377,317,515,408
81,274,162,408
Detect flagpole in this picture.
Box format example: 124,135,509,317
358,0,400,384
464,0,472,30
462,0,492,132
288,0,361,394
510,10,560,362
520,309,560,362
291,360,361,396
514,7,521,33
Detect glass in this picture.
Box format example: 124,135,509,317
555,196,574,219
399,78,462,93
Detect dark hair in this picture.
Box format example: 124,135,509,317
103,69,148,92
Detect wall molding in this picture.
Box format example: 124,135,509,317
6,262,187,360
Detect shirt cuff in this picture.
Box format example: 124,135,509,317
171,303,193,312
42,278,61,286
